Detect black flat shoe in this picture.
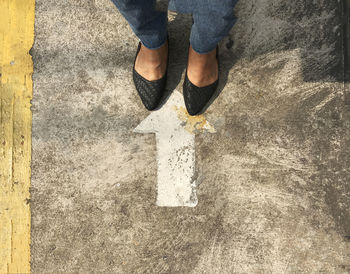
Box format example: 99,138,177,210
132,35,169,111
183,45,219,116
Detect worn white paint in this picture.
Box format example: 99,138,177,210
133,90,215,207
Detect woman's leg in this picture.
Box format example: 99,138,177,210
184,0,238,87
110,0,168,49
111,0,169,81
110,0,169,111
181,0,238,115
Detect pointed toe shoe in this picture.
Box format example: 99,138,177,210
183,45,219,116
132,36,169,111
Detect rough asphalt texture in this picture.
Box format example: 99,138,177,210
31,0,350,273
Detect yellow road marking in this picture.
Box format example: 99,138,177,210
0,0,35,273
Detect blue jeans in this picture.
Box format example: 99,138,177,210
110,0,238,54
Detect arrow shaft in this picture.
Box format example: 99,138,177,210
155,131,197,207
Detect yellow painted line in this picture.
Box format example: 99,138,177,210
0,0,35,273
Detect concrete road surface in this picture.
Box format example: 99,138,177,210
30,0,350,273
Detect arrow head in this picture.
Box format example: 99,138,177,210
133,90,216,134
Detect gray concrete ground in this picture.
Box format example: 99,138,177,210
31,0,350,273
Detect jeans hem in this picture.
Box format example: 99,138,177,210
141,34,168,50
190,43,218,54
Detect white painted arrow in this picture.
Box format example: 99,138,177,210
133,90,216,207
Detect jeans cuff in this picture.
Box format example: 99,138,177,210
190,43,217,54
141,33,168,50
